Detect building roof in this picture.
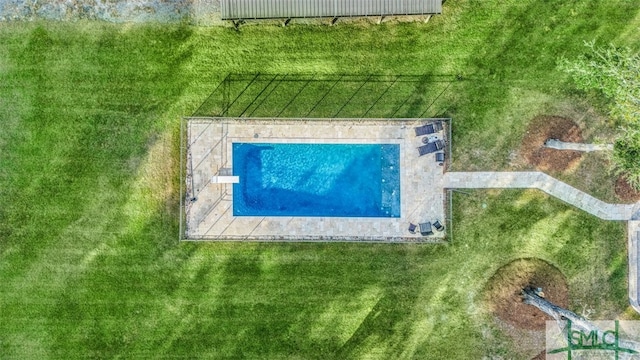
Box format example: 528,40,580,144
221,0,442,20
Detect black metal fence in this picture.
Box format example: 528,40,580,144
192,73,458,119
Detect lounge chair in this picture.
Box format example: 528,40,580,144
433,220,445,232
408,223,417,234
418,140,444,156
419,222,433,236
414,121,443,136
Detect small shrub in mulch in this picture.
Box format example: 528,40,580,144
520,116,584,172
615,176,640,203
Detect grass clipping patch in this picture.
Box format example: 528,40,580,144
484,258,568,331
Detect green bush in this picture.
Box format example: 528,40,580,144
613,128,640,189
559,41,640,189
558,41,640,126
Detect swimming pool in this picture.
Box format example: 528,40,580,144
232,143,400,217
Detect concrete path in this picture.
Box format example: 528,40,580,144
444,172,640,220
544,139,613,152
444,170,640,313
629,221,640,312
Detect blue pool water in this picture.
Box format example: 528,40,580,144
232,143,400,217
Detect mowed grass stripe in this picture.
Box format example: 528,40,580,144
0,0,639,358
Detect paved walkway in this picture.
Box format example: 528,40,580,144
629,221,640,312
444,171,640,313
444,172,640,220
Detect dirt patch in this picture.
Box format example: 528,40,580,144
615,176,640,203
520,116,584,172
484,258,569,358
485,258,569,331
531,350,546,360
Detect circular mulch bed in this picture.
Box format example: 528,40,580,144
520,116,584,172
615,176,640,203
484,258,569,331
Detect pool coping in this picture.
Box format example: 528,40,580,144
180,117,450,243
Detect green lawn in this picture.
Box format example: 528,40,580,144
1,1,639,358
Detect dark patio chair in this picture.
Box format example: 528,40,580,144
415,123,436,136
415,121,442,136
408,223,417,234
419,222,433,236
433,220,445,232
435,152,445,165
418,140,444,156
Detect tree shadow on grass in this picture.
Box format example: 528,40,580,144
0,23,201,358
152,243,435,359
465,0,640,83
448,0,640,169
2,23,195,257
453,190,555,246
544,210,628,315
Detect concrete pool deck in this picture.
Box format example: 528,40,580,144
183,117,448,242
